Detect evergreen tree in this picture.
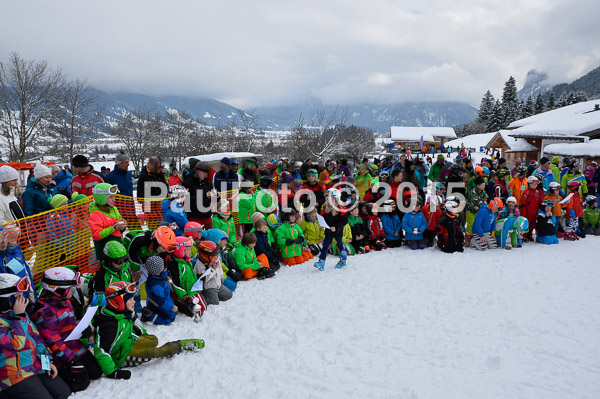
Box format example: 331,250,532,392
487,100,504,132
478,90,495,124
534,93,545,114
558,92,569,108
574,90,588,103
566,91,576,105
501,76,519,127
522,95,534,118
547,92,556,110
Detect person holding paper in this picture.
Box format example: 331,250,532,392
30,267,102,393
0,273,72,399
313,189,348,271
192,240,233,306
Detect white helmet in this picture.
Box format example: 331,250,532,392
549,182,561,189
42,267,81,297
170,185,188,203
381,199,396,212
324,188,341,200
528,176,540,183
0,273,29,298
294,161,302,170
506,196,517,205
445,195,460,211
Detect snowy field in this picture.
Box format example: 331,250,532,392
78,238,600,399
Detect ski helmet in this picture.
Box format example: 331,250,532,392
306,169,318,177
516,165,527,175
482,167,490,176
184,221,203,239
586,195,597,204
152,226,176,252
489,197,504,211
379,170,390,178
197,240,219,267
435,182,446,192
0,273,30,298
567,180,581,191
266,213,281,229
173,236,193,259
324,188,341,200
497,169,510,178
528,176,540,184
475,166,484,175
445,196,460,212
549,182,561,190
169,185,188,203
42,267,81,297
515,216,529,233
381,199,396,212
103,241,128,264
105,281,136,312
506,196,517,206
92,183,119,206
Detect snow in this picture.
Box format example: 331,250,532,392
544,139,600,157
508,100,600,138
445,132,496,149
203,112,213,119
390,127,457,142
80,238,600,399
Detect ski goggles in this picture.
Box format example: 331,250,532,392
306,169,318,176
184,225,203,234
0,276,30,296
105,282,137,299
178,237,194,249
42,272,83,288
111,256,129,265
92,184,119,195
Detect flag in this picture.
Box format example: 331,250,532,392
419,135,424,150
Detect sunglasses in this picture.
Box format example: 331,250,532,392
0,276,30,296
105,282,137,299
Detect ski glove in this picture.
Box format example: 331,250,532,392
107,370,131,380
295,236,305,244
284,238,296,246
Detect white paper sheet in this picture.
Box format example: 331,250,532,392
316,213,330,229
65,306,98,341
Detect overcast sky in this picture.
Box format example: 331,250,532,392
1,0,599,109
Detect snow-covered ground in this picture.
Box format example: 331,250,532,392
78,238,600,399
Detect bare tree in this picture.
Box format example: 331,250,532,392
164,109,196,169
112,108,161,171
48,79,103,163
333,125,376,165
0,52,64,161
287,107,349,160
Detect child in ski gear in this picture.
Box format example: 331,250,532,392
253,175,277,214
212,199,237,244
300,169,325,211
31,267,102,393
520,176,544,241
507,166,528,205
300,208,325,256
89,183,126,262
313,188,348,271
348,205,370,253
421,196,443,247
89,241,136,306
380,199,402,248
544,182,564,235
331,223,355,255
0,273,72,399
276,210,312,266
232,233,274,280
93,281,203,380
193,240,234,305
161,185,189,236
494,169,510,203
466,176,488,242
0,227,37,304
237,182,256,234
141,256,177,325
365,202,386,251
495,216,528,250
402,196,427,250
583,196,600,235
536,200,559,244
165,237,208,318
564,180,585,240
253,219,281,271
436,196,464,253
471,198,503,250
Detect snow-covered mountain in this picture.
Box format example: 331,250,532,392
517,69,553,100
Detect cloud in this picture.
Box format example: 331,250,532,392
0,0,598,108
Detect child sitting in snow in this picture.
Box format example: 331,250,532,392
471,198,503,250
365,203,386,251
165,237,208,319
275,210,312,266
233,233,275,280
536,200,559,245
193,240,233,306
380,199,402,248
401,196,427,250
348,205,370,253
421,196,443,248
212,199,237,244
436,196,464,253
141,256,177,325
253,219,281,271
583,196,600,236
94,281,203,380
300,208,325,256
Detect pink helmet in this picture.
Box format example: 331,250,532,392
184,221,203,239
173,236,193,259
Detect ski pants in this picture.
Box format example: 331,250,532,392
123,335,181,367
201,286,233,306
0,374,71,399
471,232,497,250
465,211,476,234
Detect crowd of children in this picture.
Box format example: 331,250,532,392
0,153,596,398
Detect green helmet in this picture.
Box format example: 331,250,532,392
103,241,127,260
92,183,119,206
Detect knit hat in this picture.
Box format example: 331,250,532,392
71,192,88,202
251,212,264,224
145,256,164,276
49,194,68,209
34,163,52,179
245,157,257,167
437,154,444,160
552,156,560,164
220,157,231,166
72,155,89,168
0,165,18,183
529,160,537,165
188,158,199,170
540,157,550,166
195,162,210,173
474,176,485,186
115,151,129,164
498,157,507,165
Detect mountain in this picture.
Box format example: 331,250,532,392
548,65,600,100
517,69,552,100
253,100,477,132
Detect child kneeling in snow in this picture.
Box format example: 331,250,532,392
536,200,559,245
276,210,313,266
436,196,464,253
233,233,275,280
140,256,177,325
93,281,203,380
402,196,427,250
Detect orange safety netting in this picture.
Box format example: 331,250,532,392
0,181,292,283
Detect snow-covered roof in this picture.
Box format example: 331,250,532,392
390,127,456,142
543,139,600,158
490,131,538,152
445,132,496,149
182,152,262,165
508,100,600,138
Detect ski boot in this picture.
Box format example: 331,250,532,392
180,339,205,351
335,250,347,269
314,258,325,271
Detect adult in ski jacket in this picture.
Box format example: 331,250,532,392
22,178,53,217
